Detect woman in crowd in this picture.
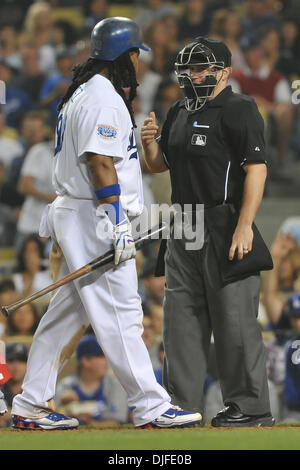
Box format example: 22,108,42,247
11,234,52,299
6,302,39,337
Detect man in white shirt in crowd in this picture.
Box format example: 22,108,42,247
15,112,56,253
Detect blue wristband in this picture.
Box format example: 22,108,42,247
94,184,121,200
104,200,127,225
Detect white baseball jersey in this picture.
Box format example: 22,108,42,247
53,74,144,216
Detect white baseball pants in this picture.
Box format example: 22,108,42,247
12,196,170,426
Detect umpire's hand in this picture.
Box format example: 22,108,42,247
141,112,159,147
229,224,254,261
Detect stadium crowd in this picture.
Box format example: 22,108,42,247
0,0,300,427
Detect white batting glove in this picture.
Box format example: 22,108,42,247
112,221,136,265
0,390,8,415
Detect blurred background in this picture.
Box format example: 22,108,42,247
0,0,300,427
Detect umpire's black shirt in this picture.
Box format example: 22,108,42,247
159,86,267,208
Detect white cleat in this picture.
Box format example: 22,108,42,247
138,405,202,429
0,390,8,415
12,411,79,430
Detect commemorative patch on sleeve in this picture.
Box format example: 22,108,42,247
97,124,117,139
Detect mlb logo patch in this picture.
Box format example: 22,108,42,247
97,124,117,139
191,134,207,146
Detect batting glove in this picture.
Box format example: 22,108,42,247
0,390,8,415
112,221,136,265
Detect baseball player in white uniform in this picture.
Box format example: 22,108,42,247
11,18,202,430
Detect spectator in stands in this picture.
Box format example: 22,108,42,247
83,0,108,31
144,19,177,75
136,49,162,116
74,39,91,66
281,293,300,422
0,280,17,340
241,0,281,38
11,234,52,298
131,93,159,236
0,24,22,72
0,58,32,129
0,0,32,30
162,14,181,56
261,229,300,415
135,0,177,32
142,314,161,371
153,77,182,124
219,10,248,72
230,36,293,170
208,8,228,40
263,231,300,330
22,2,56,75
12,43,46,106
280,18,300,74
6,302,39,337
51,20,78,55
0,162,23,243
39,49,73,124
0,110,23,172
260,26,300,81
279,217,300,247
280,18,300,160
16,116,55,250
149,302,164,344
0,343,28,428
55,335,129,426
264,328,287,390
0,279,17,308
177,0,210,43
139,257,165,308
9,111,50,186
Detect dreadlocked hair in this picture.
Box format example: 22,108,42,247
57,50,139,127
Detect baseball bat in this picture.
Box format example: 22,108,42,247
1,224,167,318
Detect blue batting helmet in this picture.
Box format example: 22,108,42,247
90,17,150,61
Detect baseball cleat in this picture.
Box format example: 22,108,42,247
137,406,202,429
12,412,79,431
211,403,275,427
0,391,8,415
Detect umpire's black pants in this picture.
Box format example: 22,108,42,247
163,226,271,417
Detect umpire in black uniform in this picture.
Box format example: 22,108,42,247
141,37,275,427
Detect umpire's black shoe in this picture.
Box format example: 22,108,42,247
211,403,275,428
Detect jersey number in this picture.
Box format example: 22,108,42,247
128,128,138,160
54,113,67,156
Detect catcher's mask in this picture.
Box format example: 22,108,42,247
175,38,229,111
